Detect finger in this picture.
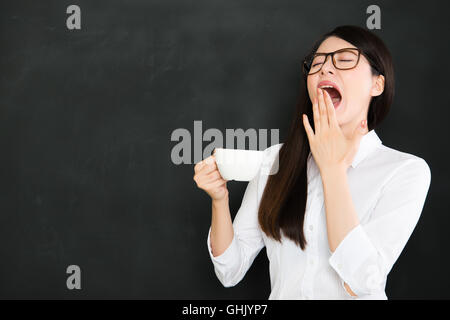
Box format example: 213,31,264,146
197,171,222,188
205,178,227,189
317,88,329,130
194,159,206,173
312,96,320,134
195,154,216,172
204,170,222,183
200,157,217,175
323,89,338,128
302,113,315,142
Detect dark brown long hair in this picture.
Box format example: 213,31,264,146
258,25,395,249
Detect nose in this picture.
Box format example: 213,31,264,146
320,55,336,75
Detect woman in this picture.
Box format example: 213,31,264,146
193,25,431,299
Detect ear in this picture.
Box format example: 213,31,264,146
371,74,385,97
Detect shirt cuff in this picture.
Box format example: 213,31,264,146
328,224,379,296
207,226,239,266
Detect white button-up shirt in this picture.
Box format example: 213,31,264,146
206,129,431,299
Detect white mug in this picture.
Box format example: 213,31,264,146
213,148,264,182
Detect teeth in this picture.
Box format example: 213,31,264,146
319,85,334,89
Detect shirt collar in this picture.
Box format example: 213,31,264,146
351,129,382,168
307,129,382,169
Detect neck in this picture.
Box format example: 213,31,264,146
339,117,369,140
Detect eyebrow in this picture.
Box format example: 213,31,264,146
315,47,358,54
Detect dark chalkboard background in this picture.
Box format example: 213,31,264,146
0,0,448,299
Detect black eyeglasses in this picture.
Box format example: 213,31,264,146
302,47,363,76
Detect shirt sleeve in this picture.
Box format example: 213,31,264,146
328,157,431,297
206,163,266,288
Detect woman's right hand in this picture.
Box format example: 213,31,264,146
193,154,228,201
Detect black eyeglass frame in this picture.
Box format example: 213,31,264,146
302,47,380,76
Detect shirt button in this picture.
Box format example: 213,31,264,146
309,225,313,231
310,259,314,265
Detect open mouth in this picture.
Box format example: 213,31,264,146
319,85,342,108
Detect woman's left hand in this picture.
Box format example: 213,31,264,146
302,88,368,174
